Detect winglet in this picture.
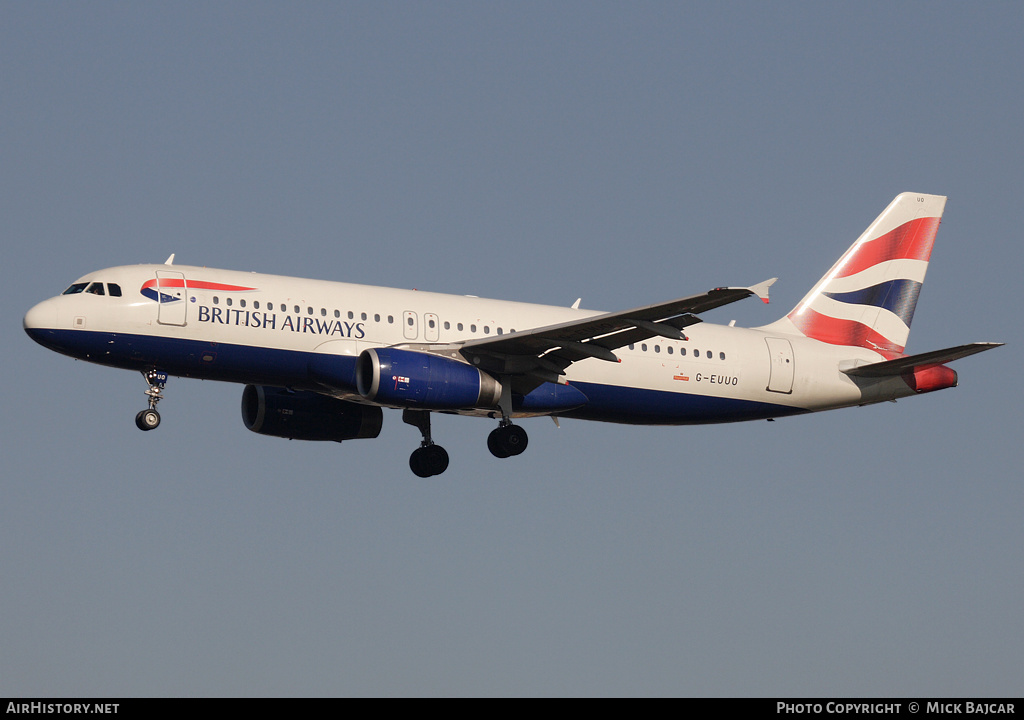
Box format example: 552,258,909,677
748,277,776,304
164,254,176,266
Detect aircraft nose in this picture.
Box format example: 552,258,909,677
24,298,57,344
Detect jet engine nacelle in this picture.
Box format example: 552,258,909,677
241,385,383,442
356,347,502,410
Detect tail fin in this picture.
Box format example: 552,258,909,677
768,192,946,356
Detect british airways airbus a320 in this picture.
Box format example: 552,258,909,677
24,193,1000,476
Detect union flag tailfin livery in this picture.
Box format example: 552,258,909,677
24,193,1001,476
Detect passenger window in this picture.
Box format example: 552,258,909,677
641,343,648,352
374,314,380,322
429,319,436,328
628,343,635,350
720,352,726,360
457,323,464,331
654,345,660,353
254,301,260,309
226,297,233,306
667,346,673,355
213,296,220,305
62,283,88,295
388,315,394,324
497,328,503,335
680,347,687,356
707,350,712,359
307,307,313,315
86,282,105,295
321,308,327,316
294,305,300,314
483,326,489,334
348,311,354,320
407,317,414,326
444,321,451,330
108,284,122,297
470,324,477,332
334,309,340,318
240,299,246,308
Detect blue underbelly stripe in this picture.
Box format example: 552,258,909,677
25,328,806,424
563,381,805,425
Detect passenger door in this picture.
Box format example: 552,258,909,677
156,271,187,326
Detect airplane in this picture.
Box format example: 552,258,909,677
23,192,1001,477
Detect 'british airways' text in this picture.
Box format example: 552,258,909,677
196,306,365,338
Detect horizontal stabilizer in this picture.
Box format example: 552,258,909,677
842,342,1003,377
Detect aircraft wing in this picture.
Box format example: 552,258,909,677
841,342,1003,377
457,278,776,385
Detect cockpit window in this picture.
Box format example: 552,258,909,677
61,281,121,297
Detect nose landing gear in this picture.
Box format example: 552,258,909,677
135,369,168,431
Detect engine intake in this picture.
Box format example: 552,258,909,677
356,347,501,410
241,385,383,442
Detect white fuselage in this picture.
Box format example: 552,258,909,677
24,263,916,425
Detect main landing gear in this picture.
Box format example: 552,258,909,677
487,421,528,458
135,369,168,431
487,377,528,459
403,409,450,478
401,380,530,476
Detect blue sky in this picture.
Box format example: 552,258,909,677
3,2,1021,697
